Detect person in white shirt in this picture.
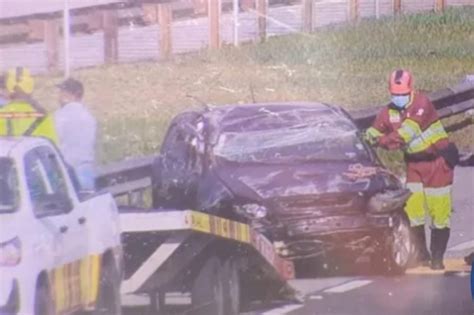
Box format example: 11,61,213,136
54,78,97,191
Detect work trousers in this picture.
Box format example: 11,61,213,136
404,156,454,229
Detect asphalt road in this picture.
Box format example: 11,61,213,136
124,167,474,315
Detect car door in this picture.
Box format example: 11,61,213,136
24,146,87,312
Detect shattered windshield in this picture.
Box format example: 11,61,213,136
213,107,369,163
0,158,19,213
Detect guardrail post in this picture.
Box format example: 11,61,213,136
256,0,267,42
434,0,446,13
102,9,119,64
349,0,359,21
302,0,313,32
158,3,173,59
393,0,402,15
208,0,222,49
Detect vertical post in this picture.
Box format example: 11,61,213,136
256,0,267,42
208,0,221,49
434,0,446,13
393,0,401,15
44,19,60,72
375,0,380,19
349,0,359,21
63,0,71,78
158,3,173,59
233,0,239,46
302,0,313,32
103,9,119,64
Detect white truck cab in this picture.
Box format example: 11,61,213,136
0,137,122,315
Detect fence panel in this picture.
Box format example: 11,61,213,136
173,16,209,54
314,0,349,27
448,0,474,6
0,43,47,74
267,4,303,37
58,32,104,70
1,0,473,75
119,25,161,62
402,0,436,13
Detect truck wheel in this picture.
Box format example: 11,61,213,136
372,212,412,275
34,283,53,315
95,262,122,315
222,258,240,315
191,256,225,315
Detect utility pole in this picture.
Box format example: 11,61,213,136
63,0,71,78
233,0,239,46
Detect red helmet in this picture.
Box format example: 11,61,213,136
389,69,413,95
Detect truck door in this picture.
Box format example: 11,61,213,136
24,146,87,311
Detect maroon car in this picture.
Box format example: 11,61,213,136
152,102,413,273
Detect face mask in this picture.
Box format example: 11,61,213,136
391,95,410,109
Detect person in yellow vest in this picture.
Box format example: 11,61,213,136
0,67,57,143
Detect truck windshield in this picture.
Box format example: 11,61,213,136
214,119,369,163
0,158,19,213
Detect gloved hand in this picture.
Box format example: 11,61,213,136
378,135,402,150
363,132,379,146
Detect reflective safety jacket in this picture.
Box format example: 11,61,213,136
0,101,58,144
366,91,449,157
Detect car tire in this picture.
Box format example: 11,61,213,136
372,212,412,275
191,256,225,315
222,258,241,315
94,261,122,315
34,282,54,315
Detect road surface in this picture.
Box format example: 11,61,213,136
124,167,474,315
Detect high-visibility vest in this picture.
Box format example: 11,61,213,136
0,101,58,144
366,92,449,156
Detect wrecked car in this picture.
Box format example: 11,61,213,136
152,102,413,273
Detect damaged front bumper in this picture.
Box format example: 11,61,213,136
273,212,396,260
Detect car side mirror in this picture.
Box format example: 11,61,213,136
179,123,205,142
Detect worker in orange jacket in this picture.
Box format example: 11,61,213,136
366,70,458,270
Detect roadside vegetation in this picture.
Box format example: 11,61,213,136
34,6,474,164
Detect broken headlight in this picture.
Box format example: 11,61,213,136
368,189,411,213
234,204,268,219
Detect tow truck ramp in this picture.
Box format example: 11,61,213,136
119,209,297,314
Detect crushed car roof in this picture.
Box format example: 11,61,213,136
200,102,353,132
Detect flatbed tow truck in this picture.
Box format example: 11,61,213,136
98,158,299,315
96,78,474,314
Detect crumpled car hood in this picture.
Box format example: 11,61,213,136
215,162,375,201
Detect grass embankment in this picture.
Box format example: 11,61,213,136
33,7,474,164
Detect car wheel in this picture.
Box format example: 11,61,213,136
94,261,122,315
191,256,225,315
222,258,241,315
34,282,54,315
373,212,412,275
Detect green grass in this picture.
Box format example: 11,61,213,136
33,6,474,164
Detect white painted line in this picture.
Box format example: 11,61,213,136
261,304,304,315
454,272,470,277
448,240,474,252
309,295,323,300
324,280,372,293
121,233,189,294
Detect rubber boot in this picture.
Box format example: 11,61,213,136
411,225,431,267
430,228,450,270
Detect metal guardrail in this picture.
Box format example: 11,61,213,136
97,81,474,196
352,80,474,129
